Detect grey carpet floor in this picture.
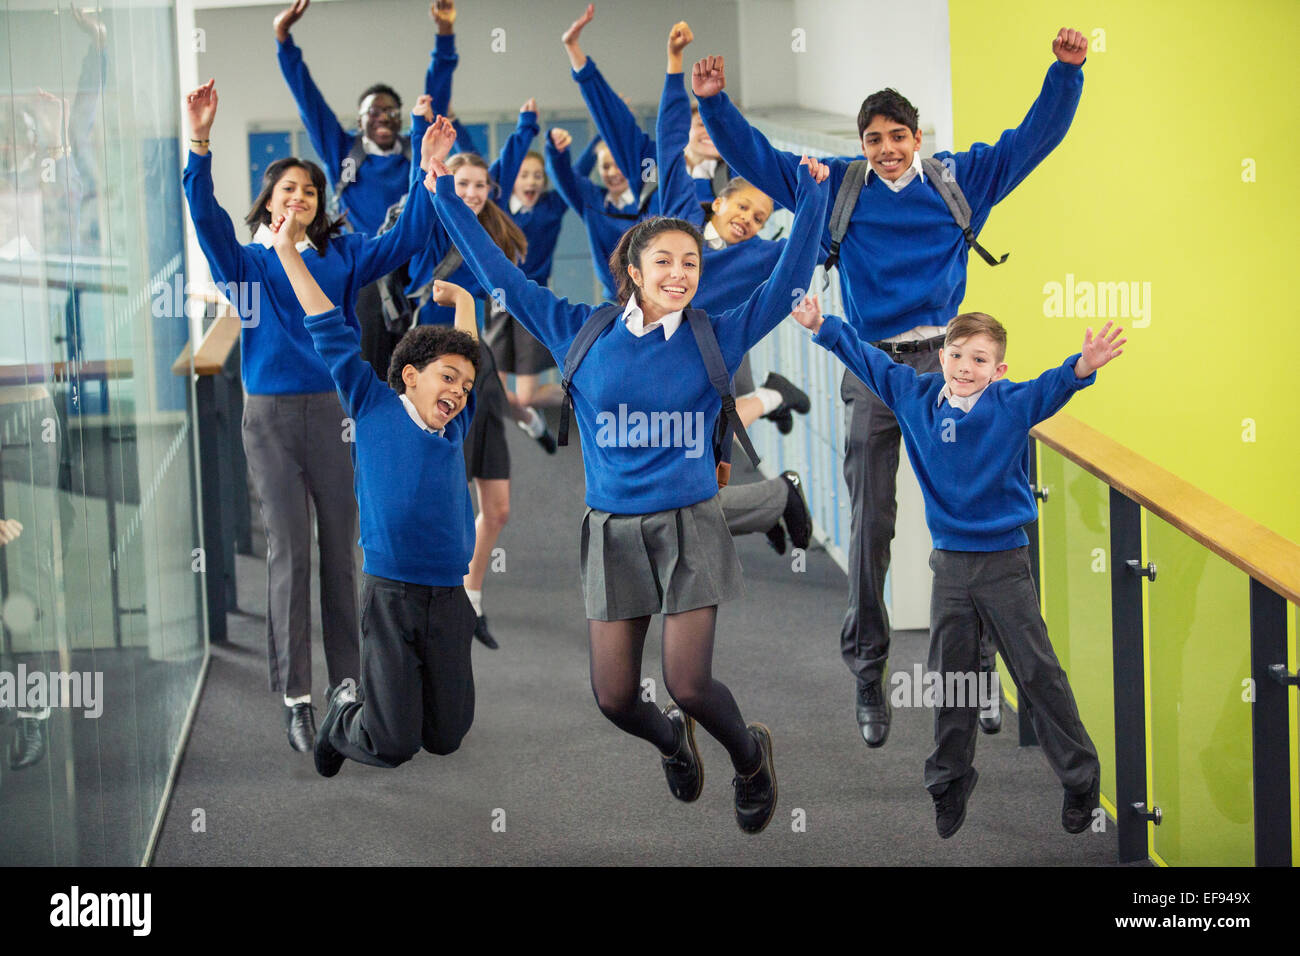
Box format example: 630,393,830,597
152,419,1122,866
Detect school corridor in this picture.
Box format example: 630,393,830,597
150,420,1120,866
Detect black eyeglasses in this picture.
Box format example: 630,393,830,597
361,107,402,121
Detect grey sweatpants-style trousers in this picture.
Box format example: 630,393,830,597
242,392,360,699
924,547,1099,795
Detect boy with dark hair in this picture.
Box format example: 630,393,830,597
692,29,1090,748
267,211,483,775
793,295,1124,838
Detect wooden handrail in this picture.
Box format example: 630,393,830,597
172,307,241,377
1032,414,1300,605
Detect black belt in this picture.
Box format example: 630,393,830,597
870,334,947,357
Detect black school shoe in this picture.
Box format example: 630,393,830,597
856,678,891,748
660,705,704,802
762,372,810,416
780,471,812,550
933,767,979,839
285,701,316,753
314,679,358,778
732,723,777,834
473,615,500,650
1062,777,1101,833
9,716,48,770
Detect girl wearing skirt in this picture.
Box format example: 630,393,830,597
426,141,829,833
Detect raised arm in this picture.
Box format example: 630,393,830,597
951,29,1086,212
713,157,830,369
352,123,441,285
804,309,920,411
1005,320,1122,426
574,135,600,179
430,280,480,340
426,1,458,117
428,169,594,352
274,1,350,183
692,56,803,211
657,36,705,226
491,101,540,203
545,128,598,214
572,57,653,199
182,81,259,289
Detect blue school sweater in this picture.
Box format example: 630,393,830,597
511,191,569,284
425,33,481,157
812,313,1094,551
303,305,477,585
429,168,828,514
405,110,536,323
276,36,412,237
571,58,657,207
182,149,433,394
698,61,1083,340
656,71,786,315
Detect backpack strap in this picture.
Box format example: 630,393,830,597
601,177,660,221
824,159,868,272
684,309,759,486
920,156,1008,267
557,303,623,447
408,247,468,326
710,160,732,199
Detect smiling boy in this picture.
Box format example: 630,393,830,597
793,298,1124,839
267,212,483,775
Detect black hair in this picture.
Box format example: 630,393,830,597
357,83,402,110
608,217,704,306
244,157,345,251
857,88,919,137
387,326,480,394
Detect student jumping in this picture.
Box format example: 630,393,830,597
795,299,1120,838
425,127,830,831
691,29,1089,747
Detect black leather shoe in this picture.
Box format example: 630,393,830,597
286,701,316,753
534,424,558,455
769,406,794,435
1062,777,1100,833
933,767,979,839
856,679,891,748
762,372,810,415
473,615,500,650
9,716,48,770
314,679,358,778
764,520,787,555
660,705,703,802
780,471,812,550
732,723,777,834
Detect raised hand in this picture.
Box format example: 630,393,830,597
413,94,435,122
423,155,452,193
185,79,218,140
431,279,470,307
431,0,456,34
1052,28,1087,65
269,213,299,254
562,3,594,47
550,128,573,152
800,154,830,184
274,0,309,43
1076,321,1126,377
421,115,458,171
520,97,538,115
691,55,726,98
792,293,824,333
668,21,694,58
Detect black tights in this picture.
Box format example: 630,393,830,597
588,606,760,773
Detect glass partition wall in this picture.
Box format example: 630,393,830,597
1,1,206,865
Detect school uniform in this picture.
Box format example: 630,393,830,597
698,60,1084,686
303,304,478,766
428,165,828,618
811,313,1101,795
276,35,412,237
182,149,434,699
487,190,569,375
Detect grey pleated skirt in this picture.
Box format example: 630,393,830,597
580,495,746,621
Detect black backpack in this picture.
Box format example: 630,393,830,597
556,304,758,488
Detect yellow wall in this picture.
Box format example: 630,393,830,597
947,0,1299,545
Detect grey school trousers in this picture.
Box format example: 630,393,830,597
329,574,477,767
242,392,360,699
719,476,787,536
925,547,1099,795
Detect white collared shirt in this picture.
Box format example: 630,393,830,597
621,295,684,341
701,222,727,251
609,186,635,209
252,222,317,255
399,393,445,436
937,381,987,414
867,151,925,193
508,193,531,215
690,158,718,181
361,135,404,158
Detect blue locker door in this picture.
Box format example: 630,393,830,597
248,131,292,202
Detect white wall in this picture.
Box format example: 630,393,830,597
191,0,742,213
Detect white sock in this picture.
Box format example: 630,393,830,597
465,587,484,617
745,387,783,416
517,406,546,438
284,694,311,707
